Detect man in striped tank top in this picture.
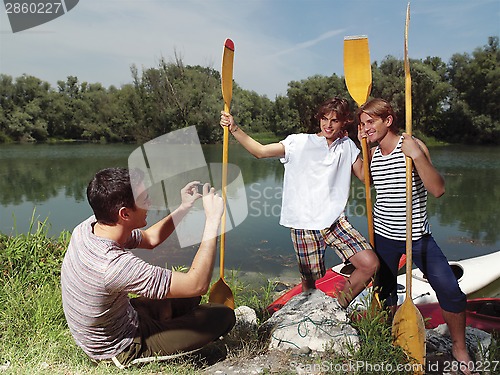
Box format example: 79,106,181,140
61,168,235,368
358,98,475,374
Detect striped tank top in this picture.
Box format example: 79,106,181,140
370,137,430,241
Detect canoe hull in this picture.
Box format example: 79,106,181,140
267,251,500,315
416,298,500,333
395,251,500,306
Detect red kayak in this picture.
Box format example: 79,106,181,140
267,256,407,314
416,298,500,333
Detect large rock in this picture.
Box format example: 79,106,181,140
425,323,493,374
259,289,359,354
232,305,259,342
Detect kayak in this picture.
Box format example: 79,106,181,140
416,298,500,333
393,251,500,306
267,251,500,314
266,256,406,315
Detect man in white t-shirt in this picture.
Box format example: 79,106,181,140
220,97,379,308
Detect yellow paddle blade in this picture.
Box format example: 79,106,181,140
221,38,234,113
392,299,426,374
208,278,235,309
344,35,372,106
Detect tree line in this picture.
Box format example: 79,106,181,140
0,37,498,145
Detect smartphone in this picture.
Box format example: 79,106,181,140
197,183,204,194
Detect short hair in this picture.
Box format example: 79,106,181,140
357,98,398,133
86,168,143,225
314,97,354,127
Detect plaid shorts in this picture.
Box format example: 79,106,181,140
291,214,372,281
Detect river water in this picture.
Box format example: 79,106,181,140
1,142,499,295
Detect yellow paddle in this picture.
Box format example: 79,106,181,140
343,35,379,308
391,4,426,372
343,34,374,247
208,38,235,310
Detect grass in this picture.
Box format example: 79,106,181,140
1,216,498,374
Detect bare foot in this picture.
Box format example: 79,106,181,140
451,348,478,375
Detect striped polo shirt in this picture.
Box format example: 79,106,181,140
61,216,172,360
370,137,430,241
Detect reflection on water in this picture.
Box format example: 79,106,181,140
1,143,499,295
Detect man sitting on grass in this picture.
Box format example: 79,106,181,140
61,167,235,368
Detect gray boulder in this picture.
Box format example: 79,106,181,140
259,289,359,354
425,323,493,373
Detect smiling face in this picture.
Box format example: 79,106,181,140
319,111,345,144
359,112,393,143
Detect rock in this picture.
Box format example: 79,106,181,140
0,361,10,372
298,346,312,355
231,305,258,342
427,324,491,358
205,301,497,375
235,305,257,326
425,324,492,374
259,289,359,354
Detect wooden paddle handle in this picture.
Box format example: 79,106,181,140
405,157,413,299
219,103,230,279
404,2,413,300
219,39,234,280
361,138,374,247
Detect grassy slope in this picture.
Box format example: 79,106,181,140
1,216,497,374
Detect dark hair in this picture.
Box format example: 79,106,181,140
357,98,398,133
314,97,354,128
86,168,143,225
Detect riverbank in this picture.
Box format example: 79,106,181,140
2,221,499,374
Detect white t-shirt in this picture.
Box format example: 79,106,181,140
279,134,359,230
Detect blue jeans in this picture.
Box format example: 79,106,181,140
374,233,466,313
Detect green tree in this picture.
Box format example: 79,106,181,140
446,36,500,144
132,57,224,143
286,74,347,133
269,95,300,136
0,74,52,142
231,88,273,134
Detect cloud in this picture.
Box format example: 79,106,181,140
1,0,496,98
269,29,346,59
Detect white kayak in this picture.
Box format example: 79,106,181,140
354,251,500,308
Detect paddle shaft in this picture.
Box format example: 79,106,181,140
404,3,413,299
361,139,374,246
220,105,229,279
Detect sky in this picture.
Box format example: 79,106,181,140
0,0,499,98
